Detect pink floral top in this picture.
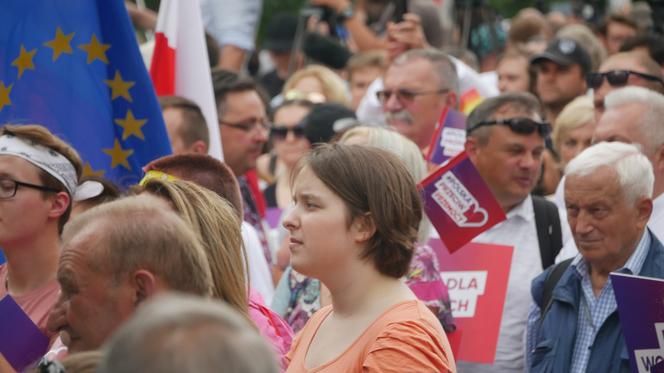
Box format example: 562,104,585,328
248,289,293,371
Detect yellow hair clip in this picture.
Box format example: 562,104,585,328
138,170,179,186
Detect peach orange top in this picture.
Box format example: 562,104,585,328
285,300,456,373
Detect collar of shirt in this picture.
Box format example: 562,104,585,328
653,193,664,213
502,194,534,224
650,194,664,223
572,229,651,278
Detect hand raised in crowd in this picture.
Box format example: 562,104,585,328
387,13,430,61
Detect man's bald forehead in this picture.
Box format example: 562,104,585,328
600,52,662,78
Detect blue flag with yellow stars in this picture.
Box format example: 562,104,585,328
0,0,171,187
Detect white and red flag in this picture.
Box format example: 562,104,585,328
150,0,223,159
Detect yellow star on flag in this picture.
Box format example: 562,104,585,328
82,163,105,178
44,27,75,61
103,139,133,170
12,45,37,78
78,34,110,64
0,81,12,112
114,109,147,140
104,70,135,102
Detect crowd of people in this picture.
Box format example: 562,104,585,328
2,0,664,372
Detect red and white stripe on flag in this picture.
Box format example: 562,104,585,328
150,0,223,160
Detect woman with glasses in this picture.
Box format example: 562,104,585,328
258,100,315,209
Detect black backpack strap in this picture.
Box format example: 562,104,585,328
532,196,563,269
540,258,573,318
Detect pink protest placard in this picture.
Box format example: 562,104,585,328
419,151,506,253
431,239,513,364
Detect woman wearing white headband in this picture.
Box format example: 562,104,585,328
0,124,82,344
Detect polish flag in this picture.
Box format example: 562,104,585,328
150,0,223,159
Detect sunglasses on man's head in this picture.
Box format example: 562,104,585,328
467,117,551,137
270,125,305,140
586,70,664,90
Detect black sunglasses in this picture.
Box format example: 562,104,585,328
586,70,664,90
270,125,305,140
467,117,551,137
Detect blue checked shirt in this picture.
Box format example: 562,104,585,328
526,231,651,372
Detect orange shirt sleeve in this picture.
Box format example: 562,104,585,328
362,321,455,373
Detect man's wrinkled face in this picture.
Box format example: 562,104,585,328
565,167,650,268
382,58,451,149
53,223,136,352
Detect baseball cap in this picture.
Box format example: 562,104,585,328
530,38,592,74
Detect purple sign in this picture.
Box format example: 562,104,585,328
612,272,664,373
0,295,50,371
426,108,467,165
419,151,506,253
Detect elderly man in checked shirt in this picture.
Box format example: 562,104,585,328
526,141,664,373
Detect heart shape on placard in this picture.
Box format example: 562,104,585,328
461,203,489,228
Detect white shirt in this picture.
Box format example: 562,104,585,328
242,221,274,305
457,195,542,373
649,193,664,242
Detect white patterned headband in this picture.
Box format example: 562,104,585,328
0,134,78,196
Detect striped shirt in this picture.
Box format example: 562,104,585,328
569,231,650,373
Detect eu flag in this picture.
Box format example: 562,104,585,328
0,0,171,187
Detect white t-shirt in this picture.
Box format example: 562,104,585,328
242,221,274,305
457,195,541,373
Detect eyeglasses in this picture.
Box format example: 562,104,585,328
0,177,60,199
467,117,551,137
219,118,271,133
586,70,664,89
376,88,449,105
271,124,305,140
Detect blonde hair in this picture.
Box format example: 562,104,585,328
347,50,387,80
340,126,431,242
552,95,595,151
141,179,250,320
283,65,350,106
